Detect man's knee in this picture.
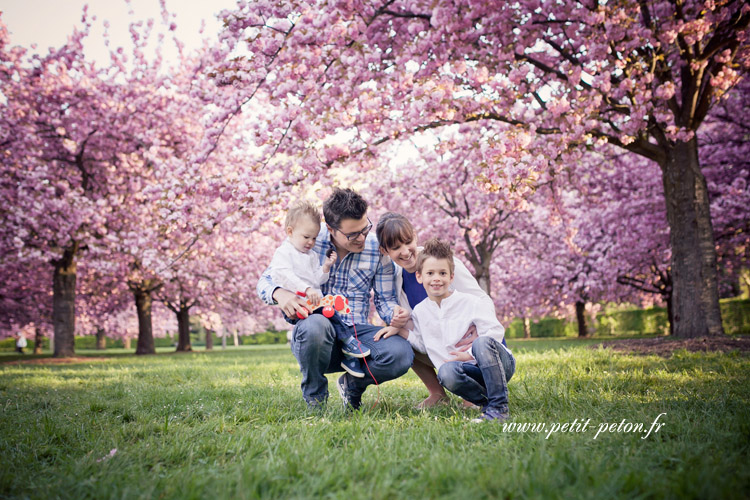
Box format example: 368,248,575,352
294,315,335,346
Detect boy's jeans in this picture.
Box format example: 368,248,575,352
291,315,414,405
437,336,516,413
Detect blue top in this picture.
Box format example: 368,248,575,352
402,270,428,310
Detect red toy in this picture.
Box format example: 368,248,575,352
295,292,350,319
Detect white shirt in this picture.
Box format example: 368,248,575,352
269,239,329,295
393,254,494,314
409,290,510,371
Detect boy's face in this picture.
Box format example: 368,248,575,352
416,257,454,301
287,217,320,253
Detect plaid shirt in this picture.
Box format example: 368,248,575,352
257,227,398,326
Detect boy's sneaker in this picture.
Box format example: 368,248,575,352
341,336,370,358
340,356,365,378
471,407,509,423
336,374,362,410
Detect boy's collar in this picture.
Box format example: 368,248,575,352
428,289,455,307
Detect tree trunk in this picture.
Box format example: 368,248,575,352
124,337,131,349
575,300,588,338
133,284,156,355
175,303,192,352
95,327,106,350
205,329,213,351
464,249,492,296
660,139,724,338
52,246,77,357
34,327,44,354
522,316,531,339
233,329,239,347
665,293,675,336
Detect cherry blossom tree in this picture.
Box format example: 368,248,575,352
701,76,750,296
213,0,749,338
0,13,149,356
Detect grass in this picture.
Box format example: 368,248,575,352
1,339,749,499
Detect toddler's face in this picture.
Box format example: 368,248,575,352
288,217,320,253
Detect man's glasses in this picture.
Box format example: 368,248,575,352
336,217,373,241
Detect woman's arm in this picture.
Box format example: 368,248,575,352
452,257,495,309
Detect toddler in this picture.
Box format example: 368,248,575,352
270,201,369,378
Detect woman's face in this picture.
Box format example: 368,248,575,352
384,236,419,273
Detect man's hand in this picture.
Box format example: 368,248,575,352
273,288,310,318
305,288,322,308
390,305,410,329
374,326,407,342
445,350,474,363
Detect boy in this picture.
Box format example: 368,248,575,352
405,238,515,422
270,201,370,378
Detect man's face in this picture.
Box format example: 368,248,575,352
329,215,372,254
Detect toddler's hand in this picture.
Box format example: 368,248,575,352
305,288,322,308
322,251,337,273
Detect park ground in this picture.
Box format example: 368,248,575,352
1,337,749,499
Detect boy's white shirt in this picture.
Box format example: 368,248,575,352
269,238,329,295
393,252,494,313
408,290,510,371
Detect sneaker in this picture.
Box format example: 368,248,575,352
341,336,370,358
336,374,362,410
471,407,510,423
340,356,365,378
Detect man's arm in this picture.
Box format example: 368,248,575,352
256,267,309,318
372,253,399,325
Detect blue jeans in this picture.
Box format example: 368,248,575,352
437,336,515,412
291,315,414,404
285,310,351,344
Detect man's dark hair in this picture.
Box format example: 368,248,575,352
323,188,368,228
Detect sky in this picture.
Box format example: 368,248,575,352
2,0,238,63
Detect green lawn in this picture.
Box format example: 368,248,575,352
1,339,748,499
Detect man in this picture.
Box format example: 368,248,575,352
257,188,413,409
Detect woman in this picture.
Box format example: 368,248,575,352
375,212,503,408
